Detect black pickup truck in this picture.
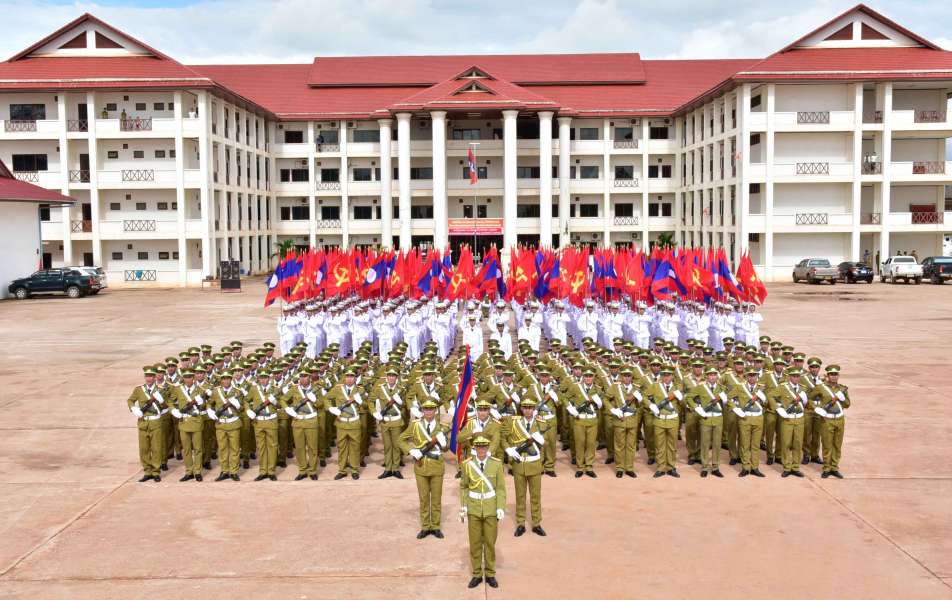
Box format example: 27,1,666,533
921,256,952,284
7,268,98,299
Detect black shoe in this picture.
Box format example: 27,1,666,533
310,474,318,481
320,459,327,467
759,442,766,451
812,458,824,465
203,461,211,470
486,577,498,588
782,471,791,477
255,474,267,481
701,471,709,478
417,530,430,539
729,458,739,466
515,525,526,537
211,452,218,459
575,471,583,478
545,470,557,477
180,474,194,482
277,461,287,468
597,443,606,450
647,458,656,466
334,473,347,480
195,474,203,482
176,452,183,460
400,460,405,467
160,463,169,471
295,474,308,481
616,471,623,478
586,471,597,478
138,474,152,482
792,470,804,478
468,577,483,589
454,471,461,479
230,474,239,481
215,472,228,482
269,475,277,481
153,475,161,482
372,432,379,438
821,471,831,478
605,457,615,465
360,459,366,468
570,458,576,466
766,458,775,465
508,469,513,475
561,443,570,451
379,471,392,479
721,443,729,450
352,472,359,480
250,452,256,460
653,471,665,478
626,471,637,478
739,470,749,477
712,470,724,478
668,469,680,478
532,526,546,537
432,530,444,539
751,469,765,477
393,471,404,479
801,456,810,465
831,470,844,479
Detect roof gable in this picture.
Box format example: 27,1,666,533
778,4,939,52
0,159,74,204
8,13,174,61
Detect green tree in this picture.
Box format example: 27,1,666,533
271,238,298,260
655,232,677,249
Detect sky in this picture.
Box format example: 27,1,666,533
1,0,950,64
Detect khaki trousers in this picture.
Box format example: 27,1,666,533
138,419,164,476
468,514,498,577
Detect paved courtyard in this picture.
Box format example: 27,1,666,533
0,280,950,599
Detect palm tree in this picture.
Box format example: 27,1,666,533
655,232,677,249
271,239,297,260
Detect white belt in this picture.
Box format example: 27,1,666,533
338,415,360,423
577,413,598,419
296,413,318,420
784,414,804,420
160,408,169,415
539,414,556,421
218,416,240,424
469,490,496,500
141,414,162,421
705,412,723,418
382,415,402,422
522,453,541,462
744,411,763,418
822,413,844,420
255,414,278,421
657,413,679,420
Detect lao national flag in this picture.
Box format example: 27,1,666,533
467,147,478,184
450,347,474,461
264,260,286,307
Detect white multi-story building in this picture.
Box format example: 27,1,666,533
1,5,950,284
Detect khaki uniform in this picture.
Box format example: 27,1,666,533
774,382,807,472
458,417,502,460
605,381,641,473
208,385,243,474
719,370,745,460
802,371,823,461
680,373,702,463
643,381,681,472
811,380,850,474
400,418,448,531
460,456,506,578
730,382,766,471
246,383,280,476
281,384,323,476
524,380,560,470
506,416,546,527
326,383,365,475
127,384,166,477
170,382,206,476
688,382,725,471
761,370,785,462
371,381,406,472
565,381,602,471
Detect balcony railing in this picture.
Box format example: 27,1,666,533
69,170,90,183
914,110,947,123
67,119,88,132
316,143,340,152
911,211,943,224
796,212,829,225
613,216,640,226
123,219,157,232
120,117,152,132
124,269,157,282
71,219,92,233
796,162,830,175
797,111,830,124
861,161,882,175
4,120,37,132
912,161,945,175
613,140,638,149
861,212,881,225
613,178,639,188
122,169,155,182
13,170,38,182
317,181,341,190
315,219,342,229
870,110,883,123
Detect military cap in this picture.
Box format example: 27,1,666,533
202,360,215,369
549,339,562,346
690,359,706,368
220,369,235,378
475,399,492,409
420,399,439,409
659,366,674,375
582,368,596,376
177,351,190,359
752,354,765,362
773,359,788,367
723,337,735,344
143,366,157,376
187,349,200,357
165,356,179,365
609,360,623,369
619,367,634,376
715,351,727,359
703,347,714,355
825,364,841,374
704,367,719,376
770,341,783,349
786,367,803,376
153,364,167,374
230,341,243,347
385,368,399,377
502,369,515,377
537,367,551,376
221,345,233,353
648,358,663,367
422,367,437,376
781,345,794,354
520,398,537,408
807,357,822,367
256,369,270,378
328,343,340,349
792,352,806,361
296,370,310,379
759,335,771,343
733,358,745,365
200,344,212,352
745,367,760,376
181,368,195,377
472,435,492,447
263,342,275,349
571,363,585,371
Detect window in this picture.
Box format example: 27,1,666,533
661,165,672,178
463,166,488,180
136,202,147,210
517,204,540,218
749,183,761,194
750,95,762,109
517,166,540,179
280,169,309,182
170,150,176,158
159,252,170,260
133,150,144,159
352,168,373,181
319,129,339,144
579,204,598,217
109,202,121,210
281,130,303,144
321,206,340,220
39,204,50,221
105,103,118,112
410,167,432,180
570,166,576,179
579,165,599,179
155,150,166,159
111,252,123,260
452,129,481,140
157,202,169,210
280,205,310,220
320,168,339,182
410,205,434,219
615,203,634,217
353,206,374,220
614,165,634,179
107,151,119,159
552,203,559,217
648,203,673,217
353,129,380,143
615,127,633,141
649,165,672,178
750,133,761,145
135,103,146,111
649,126,669,140
10,104,46,120
153,102,164,111
648,165,659,178
11,154,47,171
173,251,179,259
578,127,599,140
137,252,149,260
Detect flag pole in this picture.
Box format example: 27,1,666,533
469,142,480,261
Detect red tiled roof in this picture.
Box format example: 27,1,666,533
735,47,952,80
0,56,214,90
389,69,560,112
776,3,942,53
307,53,646,86
0,160,74,204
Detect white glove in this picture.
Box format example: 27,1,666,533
719,392,728,402
610,408,623,419
354,393,363,405
228,397,241,409
815,407,829,418
206,408,217,420
835,391,846,402
409,448,423,460
694,406,708,418
171,408,183,419
505,447,523,462
531,431,545,445
566,404,579,417
592,394,603,408
496,509,504,521
245,409,256,419
489,408,501,420
372,412,383,421
649,404,661,417
460,506,468,520
393,393,402,404
410,406,423,419
732,406,746,418
777,407,789,419
131,405,144,418
328,406,342,416
285,407,299,418
436,431,447,447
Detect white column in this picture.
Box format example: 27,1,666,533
538,111,554,247
397,112,412,250
57,93,73,265
851,83,863,261
306,121,317,248
502,110,519,263
197,91,213,278
430,110,447,250
557,117,572,247
340,123,350,249
673,118,683,244
641,118,650,250
880,83,893,262
736,84,752,264
378,118,393,248
602,118,612,248
85,92,102,267
173,92,188,286
765,84,775,278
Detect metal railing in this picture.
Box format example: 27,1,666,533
796,212,829,225
613,216,640,226
796,162,830,175
315,219,342,229
123,219,157,232
316,143,340,152
870,110,884,123
124,269,157,282
69,170,90,183
13,170,38,182
861,212,881,225
4,120,37,132
316,181,341,190
912,161,945,175
911,211,943,224
120,117,152,131
797,111,830,124
122,169,155,182
861,161,882,175
613,140,638,149
71,219,92,233
613,178,639,188
67,119,88,132
914,110,946,123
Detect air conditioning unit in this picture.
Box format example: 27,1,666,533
299,160,307,166
419,119,431,128
664,118,671,124
571,234,581,242
330,122,337,127
278,124,284,130
631,119,640,125
593,232,600,239
347,122,356,128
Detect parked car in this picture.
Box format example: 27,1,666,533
7,268,96,299
67,265,107,294
880,256,923,284
921,256,952,284
836,261,874,283
792,258,838,284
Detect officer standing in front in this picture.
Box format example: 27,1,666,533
460,435,506,589
400,399,448,539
